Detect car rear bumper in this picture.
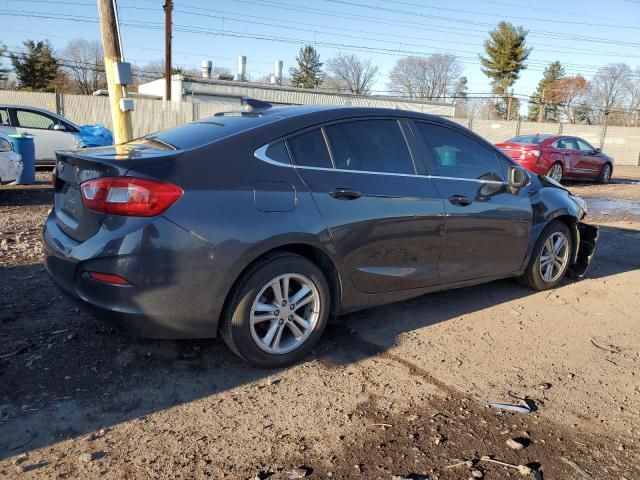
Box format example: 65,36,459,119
43,211,243,339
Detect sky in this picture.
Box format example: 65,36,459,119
1,0,639,105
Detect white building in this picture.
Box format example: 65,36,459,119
137,75,456,117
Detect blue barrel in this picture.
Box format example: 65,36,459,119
9,134,36,184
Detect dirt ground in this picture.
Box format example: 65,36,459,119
1,167,639,480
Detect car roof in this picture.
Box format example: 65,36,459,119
203,104,455,129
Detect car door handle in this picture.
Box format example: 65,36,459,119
449,195,472,206
329,188,362,200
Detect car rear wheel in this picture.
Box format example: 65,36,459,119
220,252,330,368
596,163,611,184
547,162,563,183
518,220,572,291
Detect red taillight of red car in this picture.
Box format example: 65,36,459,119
80,177,183,216
88,271,131,285
519,148,540,160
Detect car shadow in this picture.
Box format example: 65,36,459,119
0,181,52,207
0,225,638,459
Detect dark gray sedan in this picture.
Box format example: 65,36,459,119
44,105,598,367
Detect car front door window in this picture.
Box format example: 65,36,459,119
16,110,56,130
414,122,504,182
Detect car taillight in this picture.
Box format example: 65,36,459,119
80,177,183,216
520,149,540,160
88,271,130,285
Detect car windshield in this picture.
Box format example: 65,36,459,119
124,114,278,151
507,135,550,144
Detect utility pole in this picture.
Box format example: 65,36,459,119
538,88,545,123
164,0,173,101
506,89,513,122
97,0,132,143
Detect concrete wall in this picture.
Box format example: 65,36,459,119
1,89,638,164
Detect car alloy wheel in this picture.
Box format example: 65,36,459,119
538,231,570,283
249,273,320,354
601,164,610,183
547,163,563,182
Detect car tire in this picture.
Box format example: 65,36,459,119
220,252,330,368
596,163,611,184
546,162,563,183
517,220,573,291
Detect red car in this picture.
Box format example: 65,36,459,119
496,134,614,183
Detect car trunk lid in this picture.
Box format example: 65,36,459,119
53,146,179,242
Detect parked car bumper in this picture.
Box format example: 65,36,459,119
0,153,23,184
43,211,242,339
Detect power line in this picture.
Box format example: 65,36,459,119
165,3,640,61
323,0,640,47
374,0,640,31
3,9,640,80
3,9,635,79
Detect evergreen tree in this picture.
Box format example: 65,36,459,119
479,22,531,119
0,42,10,84
289,45,324,89
11,40,59,92
453,76,468,98
528,61,565,122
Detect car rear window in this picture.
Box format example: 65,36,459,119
124,114,278,151
507,135,549,144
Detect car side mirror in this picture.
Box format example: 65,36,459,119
594,147,601,154
53,124,66,131
508,165,529,189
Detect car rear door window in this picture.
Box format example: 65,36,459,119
414,122,503,181
325,120,414,174
265,140,291,164
287,129,333,169
16,110,55,129
555,138,578,150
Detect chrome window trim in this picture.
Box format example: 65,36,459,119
254,144,506,184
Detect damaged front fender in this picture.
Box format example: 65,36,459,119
568,223,599,279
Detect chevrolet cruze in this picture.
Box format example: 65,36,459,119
44,105,598,367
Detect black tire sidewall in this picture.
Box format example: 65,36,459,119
526,221,572,291
224,254,330,368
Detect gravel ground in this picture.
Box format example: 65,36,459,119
1,168,639,479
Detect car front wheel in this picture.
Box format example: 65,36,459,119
220,252,330,368
518,220,573,291
596,163,611,184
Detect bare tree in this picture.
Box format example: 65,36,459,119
625,67,640,126
387,54,462,100
591,63,632,116
325,53,378,94
61,39,106,94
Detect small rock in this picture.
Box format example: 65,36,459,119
15,465,24,474
14,453,28,465
517,465,532,475
285,466,310,479
434,434,444,445
618,444,625,451
537,382,552,390
471,469,483,478
506,438,526,450
78,453,93,463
